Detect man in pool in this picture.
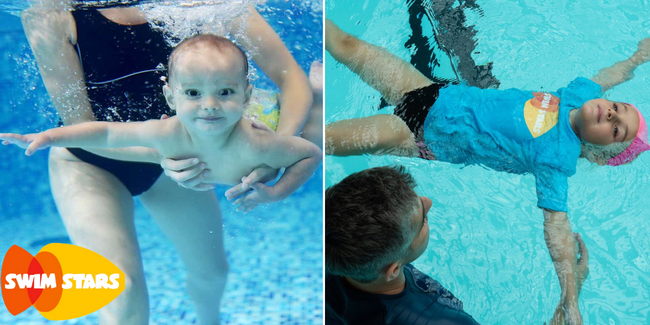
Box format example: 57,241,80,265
325,165,590,324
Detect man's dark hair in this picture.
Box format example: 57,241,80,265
167,34,249,82
325,165,419,283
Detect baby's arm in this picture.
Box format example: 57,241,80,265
0,120,168,163
232,134,322,212
543,209,582,325
591,38,650,91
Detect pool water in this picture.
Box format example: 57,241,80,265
325,0,650,324
0,1,323,324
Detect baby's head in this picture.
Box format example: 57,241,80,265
325,166,431,283
163,34,252,134
573,99,650,165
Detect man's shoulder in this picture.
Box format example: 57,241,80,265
404,264,465,312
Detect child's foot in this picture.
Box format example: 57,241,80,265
309,61,323,100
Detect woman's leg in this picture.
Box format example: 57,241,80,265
48,147,148,325
325,19,433,105
139,175,227,325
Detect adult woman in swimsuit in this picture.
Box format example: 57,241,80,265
21,2,314,324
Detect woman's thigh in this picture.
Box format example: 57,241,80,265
139,175,227,275
48,147,144,274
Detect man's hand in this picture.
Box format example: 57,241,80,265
1,132,52,156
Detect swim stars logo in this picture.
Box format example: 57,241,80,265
1,244,125,320
524,92,561,138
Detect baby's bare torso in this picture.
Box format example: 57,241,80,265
158,118,268,185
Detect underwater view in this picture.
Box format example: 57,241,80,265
0,0,323,324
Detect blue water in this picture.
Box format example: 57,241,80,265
0,1,323,324
326,0,650,324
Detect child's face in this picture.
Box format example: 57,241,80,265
401,196,432,265
573,99,639,145
164,46,251,134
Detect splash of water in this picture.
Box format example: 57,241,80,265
137,0,261,47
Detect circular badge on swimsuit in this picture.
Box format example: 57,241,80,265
524,92,560,138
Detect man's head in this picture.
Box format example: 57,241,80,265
163,34,252,134
325,166,432,283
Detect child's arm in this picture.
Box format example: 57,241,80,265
591,38,650,91
231,134,322,213
543,209,582,325
548,233,589,325
0,120,168,163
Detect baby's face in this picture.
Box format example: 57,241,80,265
573,99,639,145
165,47,251,135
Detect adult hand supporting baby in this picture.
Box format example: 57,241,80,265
224,120,280,202
159,115,280,193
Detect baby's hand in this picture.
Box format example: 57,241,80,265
231,183,280,213
0,132,51,156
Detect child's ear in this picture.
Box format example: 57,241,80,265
243,83,253,106
163,83,175,110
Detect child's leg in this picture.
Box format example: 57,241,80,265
49,148,149,325
325,114,419,157
325,19,432,105
139,175,228,325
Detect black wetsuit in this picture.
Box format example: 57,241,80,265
67,9,173,196
326,264,480,325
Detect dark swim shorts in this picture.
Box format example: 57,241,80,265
393,83,444,160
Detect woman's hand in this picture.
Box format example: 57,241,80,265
160,157,215,191
224,166,280,203
230,182,281,213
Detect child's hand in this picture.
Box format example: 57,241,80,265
575,233,589,287
0,132,51,156
637,38,650,62
231,183,281,213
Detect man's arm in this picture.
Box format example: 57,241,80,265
543,209,582,325
229,5,313,137
1,120,167,163
591,38,650,91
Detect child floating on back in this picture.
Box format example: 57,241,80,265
324,19,650,325
1,34,322,212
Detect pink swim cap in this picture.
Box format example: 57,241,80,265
607,103,650,166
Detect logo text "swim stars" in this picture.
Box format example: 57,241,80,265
1,244,125,320
533,93,553,134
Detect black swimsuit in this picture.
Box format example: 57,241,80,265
66,9,173,196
